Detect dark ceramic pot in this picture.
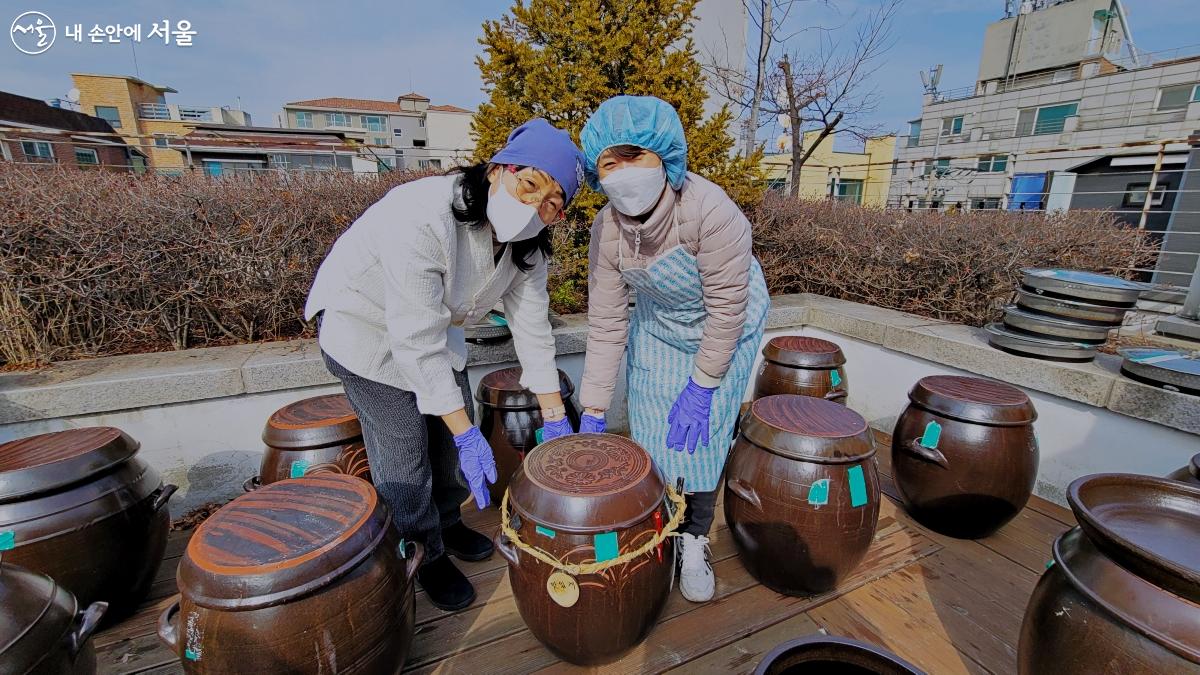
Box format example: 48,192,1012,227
753,336,848,404
495,433,675,666
755,635,925,674
159,474,420,673
1167,453,1200,486
891,376,1038,539
725,395,880,596
1018,474,1200,674
0,563,108,675
244,393,370,491
477,367,580,506
0,427,176,621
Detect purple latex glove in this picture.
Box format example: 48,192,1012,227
452,426,498,509
579,413,606,434
667,378,716,454
541,416,575,441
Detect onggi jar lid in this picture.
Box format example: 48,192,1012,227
0,427,139,502
475,367,575,410
739,395,874,464
262,394,362,450
908,375,1036,426
761,336,846,369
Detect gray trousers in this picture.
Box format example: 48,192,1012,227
323,352,472,563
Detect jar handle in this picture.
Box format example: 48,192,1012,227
400,540,424,583
156,597,182,652
151,484,179,512
905,438,949,468
726,477,763,511
823,389,848,401
494,531,520,567
242,476,261,492
69,601,108,657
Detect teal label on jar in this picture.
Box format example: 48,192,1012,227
594,532,619,562
919,421,942,449
830,370,842,387
807,479,830,506
289,460,310,478
535,525,557,539
0,531,14,551
848,465,868,508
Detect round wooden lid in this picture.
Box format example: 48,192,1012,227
908,375,1036,426
740,395,874,463
179,474,389,609
761,336,846,369
262,394,362,450
475,367,575,410
0,563,82,669
0,427,139,502
508,433,664,533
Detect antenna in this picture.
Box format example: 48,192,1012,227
67,88,80,102
921,64,943,95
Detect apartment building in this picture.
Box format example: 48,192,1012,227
889,0,1200,211
761,131,896,206
71,73,251,172
281,93,474,171
0,90,143,170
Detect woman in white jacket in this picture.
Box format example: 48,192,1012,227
305,119,584,610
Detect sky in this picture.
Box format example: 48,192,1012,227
3,0,1195,140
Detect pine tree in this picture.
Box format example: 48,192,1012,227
474,0,764,218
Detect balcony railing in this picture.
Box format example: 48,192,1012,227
138,103,214,122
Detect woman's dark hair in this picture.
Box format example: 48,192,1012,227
606,144,645,160
448,162,553,273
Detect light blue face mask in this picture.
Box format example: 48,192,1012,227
599,164,667,216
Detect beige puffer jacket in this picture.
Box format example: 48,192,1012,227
579,172,755,412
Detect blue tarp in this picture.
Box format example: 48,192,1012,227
1008,173,1046,210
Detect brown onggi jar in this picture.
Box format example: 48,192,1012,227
1018,474,1200,674
725,395,880,596
0,427,176,621
754,635,925,675
244,393,370,491
1167,453,1200,487
753,336,848,404
891,375,1038,539
495,433,675,666
476,367,580,506
159,474,420,673
0,562,108,674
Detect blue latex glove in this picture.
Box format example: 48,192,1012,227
666,378,716,454
579,413,606,434
452,426,498,509
541,416,575,441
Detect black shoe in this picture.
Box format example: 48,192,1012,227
417,555,476,611
441,521,494,562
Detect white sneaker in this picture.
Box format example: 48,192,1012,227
678,532,715,602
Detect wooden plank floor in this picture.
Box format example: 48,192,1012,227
93,430,1074,674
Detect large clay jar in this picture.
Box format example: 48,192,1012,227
0,427,176,620
244,393,370,491
477,367,580,506
158,474,421,673
725,395,880,596
1167,453,1200,486
755,635,925,675
891,375,1038,539
753,336,848,404
0,563,108,675
495,433,675,665
1018,474,1200,674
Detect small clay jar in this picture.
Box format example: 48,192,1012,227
753,336,848,404
476,367,580,506
159,474,421,673
755,635,925,674
0,563,108,674
891,376,1038,539
1167,453,1200,487
725,395,880,595
244,393,370,491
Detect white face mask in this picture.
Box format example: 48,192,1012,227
600,164,666,216
487,176,546,243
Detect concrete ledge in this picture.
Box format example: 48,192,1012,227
3,293,1197,436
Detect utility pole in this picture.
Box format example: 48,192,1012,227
745,0,772,157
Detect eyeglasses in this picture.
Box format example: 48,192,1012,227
506,165,565,224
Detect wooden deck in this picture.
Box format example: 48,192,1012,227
93,431,1076,674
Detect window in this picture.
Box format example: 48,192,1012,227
418,159,443,170
833,179,864,204
324,112,350,127
74,148,99,165
906,120,922,147
1016,102,1078,136
418,118,426,128
941,116,963,136
412,139,426,148
372,137,389,146
153,134,170,148
927,158,950,176
295,111,313,129
972,197,1002,210
361,115,386,132
1123,183,1167,208
393,128,403,137
977,154,1008,173
20,139,53,160
1157,84,1200,112
94,106,122,129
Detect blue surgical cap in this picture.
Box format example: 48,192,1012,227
580,95,688,192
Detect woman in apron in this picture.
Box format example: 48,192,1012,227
576,96,769,602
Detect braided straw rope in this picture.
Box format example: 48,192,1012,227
499,484,688,576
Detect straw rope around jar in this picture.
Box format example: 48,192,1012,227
498,484,688,576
